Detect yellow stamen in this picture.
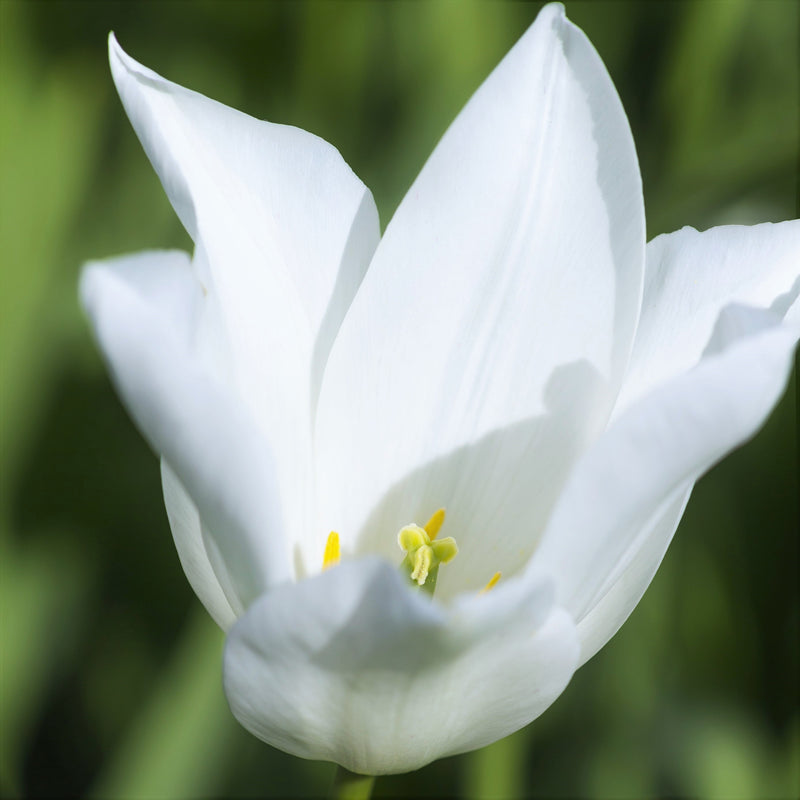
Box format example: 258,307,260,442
322,531,340,571
480,571,502,594
424,508,446,540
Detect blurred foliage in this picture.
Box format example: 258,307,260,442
1,0,797,798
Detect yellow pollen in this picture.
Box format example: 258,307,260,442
322,531,340,571
480,571,502,594
424,508,446,540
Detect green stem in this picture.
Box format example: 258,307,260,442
330,765,375,800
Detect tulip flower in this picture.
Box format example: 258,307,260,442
81,2,799,779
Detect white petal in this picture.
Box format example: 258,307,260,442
786,292,800,328
574,481,692,665
81,253,292,614
529,304,799,641
161,462,237,630
108,34,380,563
346,365,614,599
81,250,236,626
223,559,579,775
617,220,800,413
315,5,645,572
82,249,201,345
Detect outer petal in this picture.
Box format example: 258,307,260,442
161,462,237,630
82,249,201,344
109,35,380,561
787,293,800,327
616,220,800,413
223,559,579,775
574,481,692,665
315,4,645,571
529,303,799,654
79,250,236,626
81,253,291,615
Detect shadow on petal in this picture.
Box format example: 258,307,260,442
310,565,450,674
355,359,611,598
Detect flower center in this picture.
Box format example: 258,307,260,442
320,508,501,596
396,509,458,596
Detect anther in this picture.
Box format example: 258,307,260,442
322,531,340,571
480,571,502,594
424,508,446,540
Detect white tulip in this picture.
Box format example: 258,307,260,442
81,3,799,776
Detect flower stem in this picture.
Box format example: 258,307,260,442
329,765,375,800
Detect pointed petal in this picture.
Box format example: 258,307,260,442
81,253,291,614
315,5,645,563
161,462,237,630
223,559,579,775
529,304,799,642
108,35,380,560
617,220,800,413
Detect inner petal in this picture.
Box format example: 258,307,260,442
342,382,608,601
313,5,644,590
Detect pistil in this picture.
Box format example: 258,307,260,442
397,512,458,597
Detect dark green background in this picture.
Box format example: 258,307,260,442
1,1,797,797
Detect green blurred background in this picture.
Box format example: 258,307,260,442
1,1,797,797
